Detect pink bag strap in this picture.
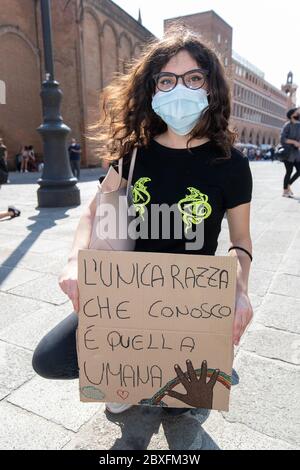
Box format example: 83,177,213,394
117,157,123,176
126,146,138,196
116,147,138,197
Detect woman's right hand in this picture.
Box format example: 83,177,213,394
58,259,79,313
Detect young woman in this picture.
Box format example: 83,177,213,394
280,108,300,197
32,29,253,416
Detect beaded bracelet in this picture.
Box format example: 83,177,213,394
228,245,253,262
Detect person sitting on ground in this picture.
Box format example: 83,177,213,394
27,145,37,172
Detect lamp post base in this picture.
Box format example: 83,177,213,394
37,185,81,207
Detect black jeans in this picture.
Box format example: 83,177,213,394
70,160,80,179
32,312,79,379
283,161,300,189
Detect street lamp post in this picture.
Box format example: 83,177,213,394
37,0,80,207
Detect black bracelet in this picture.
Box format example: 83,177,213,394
228,245,253,262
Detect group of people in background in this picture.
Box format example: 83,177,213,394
241,146,276,161
15,145,37,172
2,138,82,178
0,137,21,220
0,137,81,222
1,112,300,219
237,107,300,198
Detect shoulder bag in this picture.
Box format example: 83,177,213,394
88,147,137,251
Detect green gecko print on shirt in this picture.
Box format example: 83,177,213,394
177,187,212,233
132,177,151,220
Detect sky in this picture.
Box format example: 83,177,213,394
112,0,300,104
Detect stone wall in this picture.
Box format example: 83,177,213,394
0,0,154,169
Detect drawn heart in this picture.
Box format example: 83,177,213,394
117,389,129,400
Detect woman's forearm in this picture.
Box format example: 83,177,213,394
285,139,299,147
67,214,93,262
67,194,97,262
228,238,252,295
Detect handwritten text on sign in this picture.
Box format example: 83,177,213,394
77,250,237,411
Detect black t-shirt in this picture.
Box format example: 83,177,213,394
68,144,81,161
101,139,252,255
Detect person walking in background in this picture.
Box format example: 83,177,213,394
15,145,23,172
0,142,19,217
21,145,29,173
281,108,300,198
269,145,275,162
249,148,255,161
0,138,10,184
68,138,81,180
0,137,8,165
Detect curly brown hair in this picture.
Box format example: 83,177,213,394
88,25,236,162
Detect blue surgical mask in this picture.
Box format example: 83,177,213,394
151,84,209,136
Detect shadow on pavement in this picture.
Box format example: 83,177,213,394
0,208,70,286
0,167,107,285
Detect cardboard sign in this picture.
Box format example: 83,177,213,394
77,249,237,411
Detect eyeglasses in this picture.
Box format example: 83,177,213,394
153,68,208,92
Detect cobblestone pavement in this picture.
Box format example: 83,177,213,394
0,162,299,450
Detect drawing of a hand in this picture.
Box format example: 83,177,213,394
166,360,220,409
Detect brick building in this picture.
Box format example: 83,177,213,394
165,10,233,73
1,4,297,171
0,0,154,169
165,10,296,147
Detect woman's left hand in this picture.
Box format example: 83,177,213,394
233,291,253,346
